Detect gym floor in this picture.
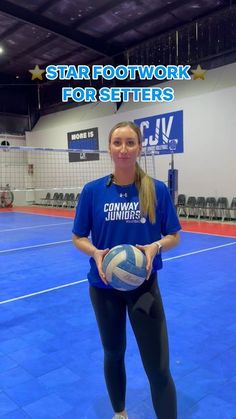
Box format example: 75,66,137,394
0,207,236,419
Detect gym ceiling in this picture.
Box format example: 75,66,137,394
0,0,235,133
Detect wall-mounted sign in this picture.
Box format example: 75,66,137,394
134,110,183,155
67,127,99,162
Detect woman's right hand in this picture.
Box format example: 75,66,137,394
93,248,110,285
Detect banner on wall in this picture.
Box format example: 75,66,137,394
67,127,99,162
134,110,183,155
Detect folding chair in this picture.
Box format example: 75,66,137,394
41,192,51,206
68,193,75,208
176,194,187,217
186,196,197,218
217,197,230,221
195,197,207,219
62,193,70,207
230,197,236,220
205,197,217,220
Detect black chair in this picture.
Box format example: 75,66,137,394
195,197,207,219
205,197,217,220
41,192,51,206
51,192,59,206
73,193,80,208
185,196,197,218
70,193,79,208
176,194,187,216
56,192,64,207
230,197,236,220
62,193,70,207
68,193,75,208
217,197,230,221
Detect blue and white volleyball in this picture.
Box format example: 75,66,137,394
102,244,146,291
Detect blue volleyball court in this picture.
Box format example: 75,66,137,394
0,211,236,418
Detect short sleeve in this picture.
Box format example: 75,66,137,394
72,185,92,237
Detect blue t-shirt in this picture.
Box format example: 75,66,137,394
72,175,181,288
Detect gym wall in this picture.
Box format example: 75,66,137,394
26,62,236,202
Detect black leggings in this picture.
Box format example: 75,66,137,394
89,273,177,419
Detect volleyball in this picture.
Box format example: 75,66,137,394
102,244,147,291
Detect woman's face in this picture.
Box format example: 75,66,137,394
109,126,142,170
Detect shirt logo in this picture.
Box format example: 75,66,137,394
104,201,140,222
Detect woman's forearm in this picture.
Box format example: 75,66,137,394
72,234,97,257
154,232,180,253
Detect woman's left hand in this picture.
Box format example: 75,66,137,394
136,243,158,280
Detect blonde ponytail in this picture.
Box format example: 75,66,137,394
135,162,157,224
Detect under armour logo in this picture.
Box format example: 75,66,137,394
120,193,128,198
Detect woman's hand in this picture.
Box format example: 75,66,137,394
72,235,110,286
136,243,159,280
136,233,180,280
93,248,110,285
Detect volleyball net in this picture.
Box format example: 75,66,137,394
0,145,157,207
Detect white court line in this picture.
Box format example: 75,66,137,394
0,279,88,305
163,240,236,261
0,239,72,254
0,222,72,233
0,240,236,305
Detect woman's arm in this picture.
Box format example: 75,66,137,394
72,234,109,285
136,231,180,279
72,234,97,257
153,232,180,253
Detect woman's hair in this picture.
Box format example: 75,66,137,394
109,121,157,224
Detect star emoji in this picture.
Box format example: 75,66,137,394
191,65,207,80
29,64,45,81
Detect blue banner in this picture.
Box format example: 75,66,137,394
67,127,99,162
134,110,183,155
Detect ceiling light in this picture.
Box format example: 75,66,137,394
0,46,4,54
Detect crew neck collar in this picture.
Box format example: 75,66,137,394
112,174,135,186
112,181,135,188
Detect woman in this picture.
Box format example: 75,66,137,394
72,121,181,419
